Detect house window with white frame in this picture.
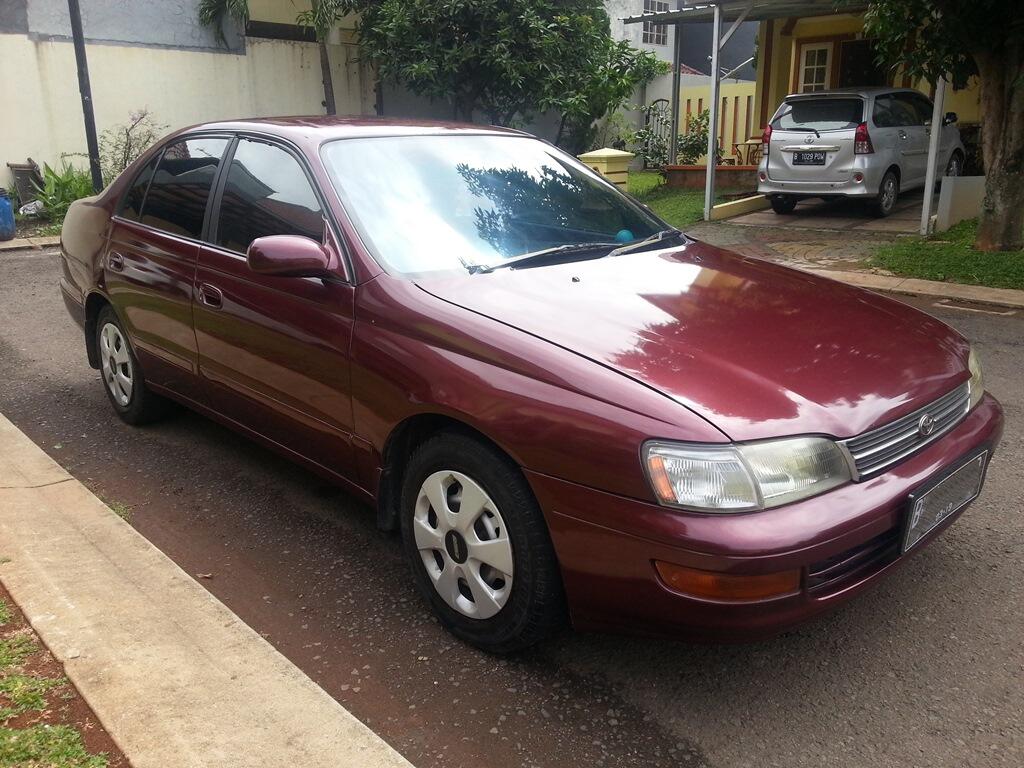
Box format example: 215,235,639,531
799,43,833,92
642,0,669,46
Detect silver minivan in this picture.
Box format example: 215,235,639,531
757,88,964,217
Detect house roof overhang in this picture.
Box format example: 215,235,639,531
623,1,870,25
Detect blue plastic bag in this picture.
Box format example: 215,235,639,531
0,191,15,241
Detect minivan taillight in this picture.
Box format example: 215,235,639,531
854,122,874,154
761,124,772,154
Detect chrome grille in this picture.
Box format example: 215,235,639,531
840,382,971,479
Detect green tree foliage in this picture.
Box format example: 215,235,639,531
299,0,666,152
864,1,1024,251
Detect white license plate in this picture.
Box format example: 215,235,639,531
903,451,988,553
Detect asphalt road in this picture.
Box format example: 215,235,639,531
1,248,1021,768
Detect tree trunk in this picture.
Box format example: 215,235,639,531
973,46,1024,251
318,42,337,116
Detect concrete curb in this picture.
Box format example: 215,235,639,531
0,413,413,768
0,235,60,252
802,267,1024,310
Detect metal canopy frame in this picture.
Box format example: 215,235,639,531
625,0,944,231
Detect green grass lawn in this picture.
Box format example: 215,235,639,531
871,219,1024,291
627,171,707,230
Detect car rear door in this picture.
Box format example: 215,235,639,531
766,96,863,183
104,135,230,400
192,134,358,481
890,93,929,187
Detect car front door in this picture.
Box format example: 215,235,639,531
104,135,230,401
192,135,358,481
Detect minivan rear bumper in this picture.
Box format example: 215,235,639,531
758,159,886,198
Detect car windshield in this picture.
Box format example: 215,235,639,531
771,98,864,132
321,134,664,276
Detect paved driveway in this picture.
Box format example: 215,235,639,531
729,188,935,234
1,249,1021,768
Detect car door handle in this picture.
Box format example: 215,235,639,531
898,130,908,140
198,283,223,309
107,251,124,271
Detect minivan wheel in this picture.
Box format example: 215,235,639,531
95,305,169,425
399,432,565,653
945,151,964,177
872,171,899,217
769,194,798,214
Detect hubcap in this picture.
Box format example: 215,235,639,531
99,323,133,406
947,156,961,176
882,177,897,210
413,470,514,620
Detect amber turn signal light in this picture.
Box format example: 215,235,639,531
654,561,800,601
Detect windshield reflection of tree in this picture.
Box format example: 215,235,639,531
456,160,641,258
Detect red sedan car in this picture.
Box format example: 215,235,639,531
60,118,1002,652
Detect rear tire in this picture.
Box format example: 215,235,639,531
95,305,169,425
872,170,899,217
769,195,798,214
399,431,565,654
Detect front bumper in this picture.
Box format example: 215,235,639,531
529,394,1003,641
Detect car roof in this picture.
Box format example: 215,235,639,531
783,87,926,101
172,115,528,146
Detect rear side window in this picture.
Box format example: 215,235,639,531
771,98,864,131
214,138,324,254
884,94,921,127
140,137,229,239
119,153,160,222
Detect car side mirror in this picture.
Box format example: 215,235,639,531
246,235,334,278
943,111,958,126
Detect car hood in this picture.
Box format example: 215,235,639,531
415,240,969,441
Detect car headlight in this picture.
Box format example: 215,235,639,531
643,437,852,512
968,347,985,410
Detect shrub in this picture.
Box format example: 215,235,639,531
33,162,94,221
99,109,167,184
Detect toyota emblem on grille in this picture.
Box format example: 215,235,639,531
918,413,937,437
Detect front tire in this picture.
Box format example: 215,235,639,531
95,305,169,425
399,431,565,653
872,170,899,217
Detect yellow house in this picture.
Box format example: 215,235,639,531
679,76,758,164
754,11,981,142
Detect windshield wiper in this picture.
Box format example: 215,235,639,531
603,228,682,258
470,241,617,274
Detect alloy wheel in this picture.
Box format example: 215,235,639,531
881,176,897,212
413,470,514,620
99,322,133,406
946,154,962,177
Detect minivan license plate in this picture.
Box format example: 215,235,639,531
903,451,987,553
793,151,826,165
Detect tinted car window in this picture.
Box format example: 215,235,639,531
215,138,324,253
140,137,229,239
907,93,934,125
771,98,864,131
119,153,161,222
872,95,898,128
892,94,926,126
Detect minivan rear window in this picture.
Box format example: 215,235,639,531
771,98,864,132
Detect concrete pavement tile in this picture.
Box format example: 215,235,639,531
0,238,34,251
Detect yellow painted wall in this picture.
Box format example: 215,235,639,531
679,80,758,164
0,33,373,186
249,0,313,25
753,13,982,132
